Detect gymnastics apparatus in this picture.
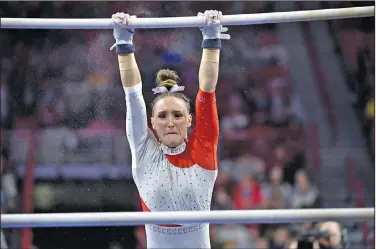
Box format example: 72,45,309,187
1,4,374,230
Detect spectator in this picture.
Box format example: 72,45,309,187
221,93,251,141
62,80,95,129
248,225,262,248
365,97,374,154
233,176,265,210
1,72,12,129
1,230,8,249
255,238,270,249
212,186,233,210
1,147,18,214
1,147,18,249
269,226,290,249
263,166,292,209
37,80,65,127
233,151,266,182
209,226,224,249
291,170,321,209
214,224,253,248
266,77,291,127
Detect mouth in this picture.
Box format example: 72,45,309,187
166,132,178,135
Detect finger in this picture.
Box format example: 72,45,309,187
197,12,204,16
126,16,130,25
213,10,220,24
112,17,121,24
213,10,218,18
210,11,217,24
221,27,228,32
218,11,223,20
220,34,231,40
112,13,122,21
207,10,213,24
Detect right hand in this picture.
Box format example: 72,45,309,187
110,12,136,51
198,10,230,40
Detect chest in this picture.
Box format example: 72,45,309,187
134,156,217,212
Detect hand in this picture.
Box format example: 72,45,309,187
198,10,230,40
110,12,136,51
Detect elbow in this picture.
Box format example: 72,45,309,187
199,82,216,93
199,71,218,92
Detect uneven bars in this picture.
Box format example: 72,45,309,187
1,6,374,30
1,208,374,228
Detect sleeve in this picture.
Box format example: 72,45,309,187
191,89,219,171
195,89,219,144
124,83,149,160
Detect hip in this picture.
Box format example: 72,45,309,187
145,223,211,248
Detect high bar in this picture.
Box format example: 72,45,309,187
1,6,374,30
1,208,374,228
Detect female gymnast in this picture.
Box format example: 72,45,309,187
110,10,230,248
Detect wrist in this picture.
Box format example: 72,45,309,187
116,44,135,54
202,39,221,49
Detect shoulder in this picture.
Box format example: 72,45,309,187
133,131,160,158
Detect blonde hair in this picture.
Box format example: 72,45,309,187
151,69,191,115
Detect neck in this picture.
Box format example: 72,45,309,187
160,142,186,155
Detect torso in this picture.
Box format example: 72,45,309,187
132,133,218,248
133,134,218,216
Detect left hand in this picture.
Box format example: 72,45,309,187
198,10,230,40
110,12,136,51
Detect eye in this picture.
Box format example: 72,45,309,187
174,113,183,118
158,113,166,119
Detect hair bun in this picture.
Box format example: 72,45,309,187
156,69,180,91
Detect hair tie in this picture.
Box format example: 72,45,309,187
152,84,185,95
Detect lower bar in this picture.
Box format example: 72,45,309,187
1,208,374,228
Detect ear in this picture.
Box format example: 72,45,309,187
187,114,192,128
151,117,157,130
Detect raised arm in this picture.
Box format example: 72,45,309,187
198,10,230,93
111,13,148,157
195,10,230,143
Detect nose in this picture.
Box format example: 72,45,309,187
167,116,175,128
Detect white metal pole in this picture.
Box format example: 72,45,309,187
1,208,374,228
1,6,374,30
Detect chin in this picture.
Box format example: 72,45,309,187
165,141,182,148
163,138,184,148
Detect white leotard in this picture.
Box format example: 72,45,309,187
124,83,219,248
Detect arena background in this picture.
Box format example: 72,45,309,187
0,1,374,249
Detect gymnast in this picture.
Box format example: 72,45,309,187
110,10,229,249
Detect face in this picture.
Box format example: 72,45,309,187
151,96,192,148
295,172,309,190
274,227,289,246
270,166,282,184
318,222,342,247
256,239,269,249
275,146,286,160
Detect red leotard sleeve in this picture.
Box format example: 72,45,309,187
190,89,219,170
195,89,219,143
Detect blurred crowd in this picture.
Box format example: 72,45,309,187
0,2,372,249
324,1,375,158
